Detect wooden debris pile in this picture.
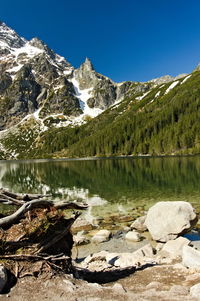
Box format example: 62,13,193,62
0,188,88,279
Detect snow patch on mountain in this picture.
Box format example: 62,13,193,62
70,77,103,118
12,41,43,58
136,90,150,101
181,75,192,84
155,91,161,98
165,81,179,94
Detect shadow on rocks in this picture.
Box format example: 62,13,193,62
1,269,17,294
72,266,137,284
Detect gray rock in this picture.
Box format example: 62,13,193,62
130,216,147,232
190,283,200,298
145,201,197,242
0,265,7,293
182,245,200,269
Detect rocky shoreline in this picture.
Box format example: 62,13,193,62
1,200,200,300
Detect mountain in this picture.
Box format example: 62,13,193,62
0,22,199,160
0,21,133,131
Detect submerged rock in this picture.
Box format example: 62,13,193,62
145,201,197,242
71,218,93,233
91,230,111,243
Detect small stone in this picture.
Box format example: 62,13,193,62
91,230,111,243
87,283,102,290
146,281,162,290
133,243,155,258
112,283,126,293
73,233,90,246
125,230,141,242
130,216,147,232
190,283,200,298
71,218,93,233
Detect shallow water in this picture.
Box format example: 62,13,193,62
1,156,200,220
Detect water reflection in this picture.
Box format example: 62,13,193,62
1,157,200,208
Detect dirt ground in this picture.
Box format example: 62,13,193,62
0,263,199,301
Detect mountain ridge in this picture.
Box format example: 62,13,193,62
0,22,200,160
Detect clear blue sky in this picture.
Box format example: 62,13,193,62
2,0,200,82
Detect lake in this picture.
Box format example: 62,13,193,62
1,156,200,226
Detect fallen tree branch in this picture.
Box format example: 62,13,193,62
0,199,87,228
0,254,70,261
0,194,24,205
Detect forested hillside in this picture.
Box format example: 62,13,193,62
22,71,200,159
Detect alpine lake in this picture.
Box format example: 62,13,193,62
1,156,200,231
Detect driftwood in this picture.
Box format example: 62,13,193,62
0,188,50,202
0,199,87,228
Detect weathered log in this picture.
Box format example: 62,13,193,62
0,188,51,203
54,201,88,210
0,199,87,228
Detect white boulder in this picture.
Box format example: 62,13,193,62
182,245,200,269
160,237,190,258
145,201,197,242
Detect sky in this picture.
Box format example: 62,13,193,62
1,0,200,82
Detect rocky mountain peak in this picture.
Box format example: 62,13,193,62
29,37,46,50
0,21,26,48
81,57,94,71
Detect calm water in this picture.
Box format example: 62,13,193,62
1,156,200,217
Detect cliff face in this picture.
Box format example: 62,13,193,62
0,22,133,131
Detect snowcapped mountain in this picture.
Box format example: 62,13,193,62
0,21,132,131
1,21,199,160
